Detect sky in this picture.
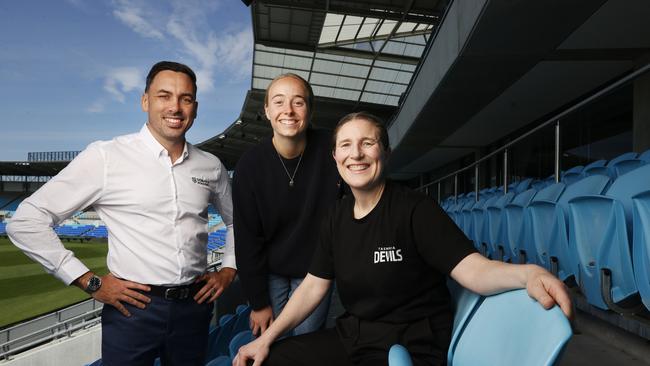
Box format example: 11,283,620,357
0,0,253,161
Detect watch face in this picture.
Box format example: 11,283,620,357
87,276,102,293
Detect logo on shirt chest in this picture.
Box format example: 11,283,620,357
192,176,210,187
373,245,403,263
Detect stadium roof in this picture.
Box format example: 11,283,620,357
0,161,69,177
198,0,446,169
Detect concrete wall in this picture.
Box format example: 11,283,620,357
2,326,101,366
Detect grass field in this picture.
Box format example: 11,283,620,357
0,236,108,328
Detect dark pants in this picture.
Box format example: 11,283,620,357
101,295,212,366
265,314,450,366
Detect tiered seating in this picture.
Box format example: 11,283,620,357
54,225,95,237
86,226,108,238
0,222,6,235
208,229,227,251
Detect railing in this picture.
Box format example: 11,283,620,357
0,299,103,361
0,254,226,361
420,62,650,202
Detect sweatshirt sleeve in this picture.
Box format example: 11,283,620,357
232,157,270,310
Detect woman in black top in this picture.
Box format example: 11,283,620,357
234,112,572,366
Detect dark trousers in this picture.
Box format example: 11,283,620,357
101,295,212,366
265,314,450,366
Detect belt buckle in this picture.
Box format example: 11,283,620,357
164,288,177,300
164,287,190,300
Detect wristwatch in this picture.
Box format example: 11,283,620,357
84,275,102,294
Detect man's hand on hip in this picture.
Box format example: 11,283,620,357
74,272,151,317
194,267,236,304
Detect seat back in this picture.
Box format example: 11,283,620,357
447,280,482,363
639,149,650,163
605,164,650,230
610,159,645,179
502,189,536,261
451,289,572,366
632,191,650,311
388,344,414,366
607,152,638,167
229,330,254,359
582,159,607,177
232,304,252,334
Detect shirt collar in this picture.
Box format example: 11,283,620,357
139,124,190,162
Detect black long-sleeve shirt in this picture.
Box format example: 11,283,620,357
233,128,342,310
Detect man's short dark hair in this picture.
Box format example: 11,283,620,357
145,61,197,94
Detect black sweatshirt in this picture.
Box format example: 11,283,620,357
233,128,342,310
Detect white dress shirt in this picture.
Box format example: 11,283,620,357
7,125,236,286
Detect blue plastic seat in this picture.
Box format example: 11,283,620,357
388,344,413,366
513,178,533,194
519,183,566,267
523,176,610,278
229,330,254,359
609,158,645,179
607,152,638,167
469,197,491,250
581,159,607,177
567,164,650,312
484,192,515,258
205,355,232,366
450,289,572,366
232,304,252,334
632,191,650,311
500,189,536,262
639,149,650,163
561,165,583,185
447,280,481,363
208,313,237,358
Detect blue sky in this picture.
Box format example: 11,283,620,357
0,0,253,161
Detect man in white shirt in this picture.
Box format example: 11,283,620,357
7,61,236,366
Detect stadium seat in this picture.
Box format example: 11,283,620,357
450,289,572,366
388,344,413,366
447,280,481,363
500,189,536,263
469,197,490,250
608,152,638,167
472,196,499,255
561,165,583,185
206,355,231,366
567,165,650,312
609,158,645,179
484,192,515,258
229,330,254,359
519,182,566,268
206,313,237,360
639,149,650,163
581,159,607,177
632,191,650,311
232,304,252,334
525,176,610,277
513,178,533,194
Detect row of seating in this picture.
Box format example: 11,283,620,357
444,163,650,314
389,281,572,366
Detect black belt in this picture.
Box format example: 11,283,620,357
148,282,204,300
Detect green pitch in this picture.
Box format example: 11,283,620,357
0,236,108,328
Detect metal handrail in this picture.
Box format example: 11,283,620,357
0,306,102,361
420,62,650,193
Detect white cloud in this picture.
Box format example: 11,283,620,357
104,67,142,103
87,100,105,113
113,0,165,40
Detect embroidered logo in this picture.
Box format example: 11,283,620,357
192,177,210,187
373,246,403,263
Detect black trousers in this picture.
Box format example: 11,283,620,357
265,313,450,366
101,295,212,366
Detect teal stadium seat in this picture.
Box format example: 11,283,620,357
632,191,650,311
567,164,650,312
